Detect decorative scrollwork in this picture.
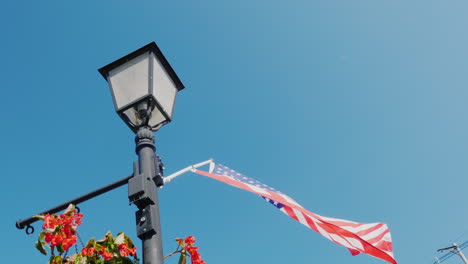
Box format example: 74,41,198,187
26,225,34,235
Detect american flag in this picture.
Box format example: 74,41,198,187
193,163,396,264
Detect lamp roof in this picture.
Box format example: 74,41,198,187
98,42,185,91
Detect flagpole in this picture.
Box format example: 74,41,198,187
163,159,213,184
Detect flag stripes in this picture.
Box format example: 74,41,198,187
193,166,396,264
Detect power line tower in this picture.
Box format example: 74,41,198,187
437,243,468,264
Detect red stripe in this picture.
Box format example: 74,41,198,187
374,240,393,252
301,209,320,233
356,223,386,237
315,220,396,264
324,220,364,228
282,205,300,222
281,206,320,234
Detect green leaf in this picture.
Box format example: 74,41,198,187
57,243,64,253
39,232,46,241
74,254,83,263
122,257,135,264
107,232,115,243
50,255,63,264
94,243,103,253
85,238,95,248
124,234,135,249
103,258,117,264
35,241,47,255
178,253,187,264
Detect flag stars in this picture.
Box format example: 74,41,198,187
214,164,282,195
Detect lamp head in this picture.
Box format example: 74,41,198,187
98,42,185,133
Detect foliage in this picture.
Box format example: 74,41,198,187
34,204,138,264
164,236,206,264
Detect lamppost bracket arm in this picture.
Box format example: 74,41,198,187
16,174,133,233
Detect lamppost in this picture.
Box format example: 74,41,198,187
98,42,185,264
15,42,185,264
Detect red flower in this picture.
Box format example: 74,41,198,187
51,233,64,246
81,246,96,256
44,233,54,243
43,214,59,230
118,243,137,257
102,251,114,260
181,237,205,264
129,247,137,257
38,208,139,264
98,245,114,260
87,247,96,256
118,243,130,257
187,246,199,256
185,236,196,245
74,213,83,226
98,245,107,255
62,235,77,251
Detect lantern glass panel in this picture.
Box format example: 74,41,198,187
147,107,166,130
151,54,177,119
121,108,141,127
108,52,150,111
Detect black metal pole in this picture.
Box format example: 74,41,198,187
16,174,133,230
128,127,164,264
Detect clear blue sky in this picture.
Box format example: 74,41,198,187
2,1,468,264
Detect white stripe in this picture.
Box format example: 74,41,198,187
320,216,383,233
315,223,332,241
343,237,364,251
208,160,215,173
300,212,334,241
304,211,322,224
329,234,361,250
279,194,302,208
338,223,381,234
246,184,270,195
374,232,392,244
361,224,389,241
321,215,358,224
292,208,309,227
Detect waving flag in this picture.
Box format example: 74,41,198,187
192,163,396,264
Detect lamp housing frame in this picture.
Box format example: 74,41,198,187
98,42,185,133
